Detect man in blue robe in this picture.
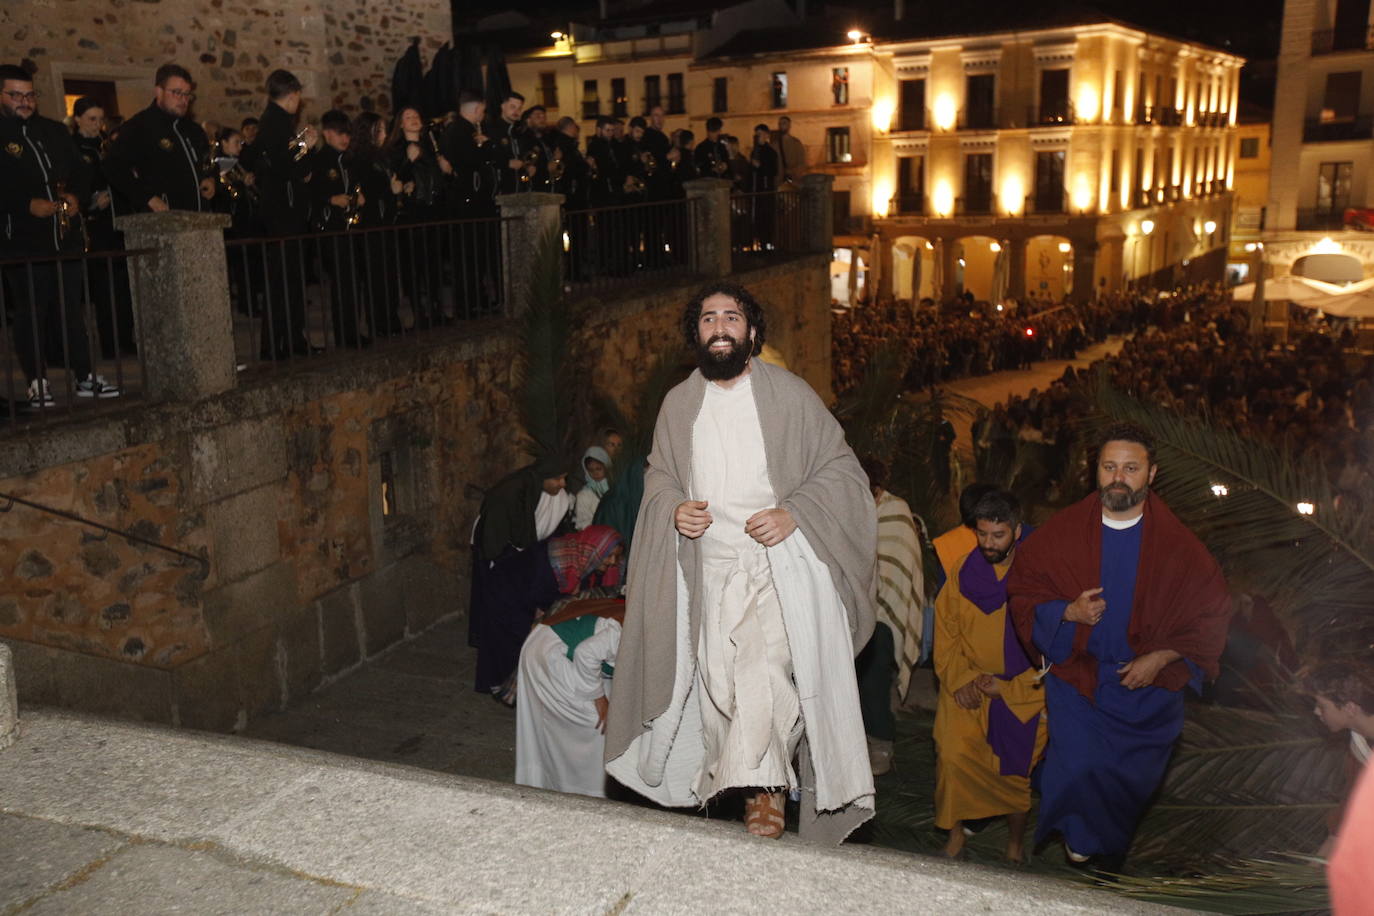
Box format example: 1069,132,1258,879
1007,423,1232,867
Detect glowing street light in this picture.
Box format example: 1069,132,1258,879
1139,219,1155,236
551,30,564,40
989,241,1002,252
1204,219,1217,234
1057,241,1072,254
847,29,864,44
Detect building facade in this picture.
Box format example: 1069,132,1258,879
507,9,1243,304
1264,0,1374,295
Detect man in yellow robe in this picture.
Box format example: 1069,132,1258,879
933,489,1046,861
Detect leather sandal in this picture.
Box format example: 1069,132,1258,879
744,791,786,839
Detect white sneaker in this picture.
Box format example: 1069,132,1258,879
27,378,53,407
76,374,121,399
1065,845,1091,863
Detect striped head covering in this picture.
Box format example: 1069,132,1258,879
548,524,624,594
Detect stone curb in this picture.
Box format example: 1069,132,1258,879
0,644,17,751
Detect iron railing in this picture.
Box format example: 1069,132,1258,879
1296,208,1351,231
1029,100,1076,126
1303,116,1374,143
562,197,699,296
730,190,808,269
1312,25,1374,54
889,193,926,216
224,215,510,372
0,246,150,432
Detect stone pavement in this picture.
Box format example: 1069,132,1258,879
0,710,1175,915
243,615,518,784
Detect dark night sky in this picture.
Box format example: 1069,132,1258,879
1085,0,1285,59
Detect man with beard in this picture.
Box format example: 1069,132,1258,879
605,281,878,844
483,90,528,195
104,63,215,213
1007,423,1232,869
932,489,1044,862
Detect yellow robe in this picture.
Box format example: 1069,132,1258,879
932,551,1048,829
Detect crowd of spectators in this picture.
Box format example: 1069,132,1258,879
969,287,1374,509
831,295,1131,396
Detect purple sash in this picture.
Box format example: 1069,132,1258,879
957,533,1040,776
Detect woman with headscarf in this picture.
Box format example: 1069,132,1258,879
474,524,624,704
574,446,612,530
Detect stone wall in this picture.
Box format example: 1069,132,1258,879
2,0,451,124
0,255,831,731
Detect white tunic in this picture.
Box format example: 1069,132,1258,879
690,376,802,799
514,617,621,797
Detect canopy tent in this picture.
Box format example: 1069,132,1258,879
1232,275,1374,317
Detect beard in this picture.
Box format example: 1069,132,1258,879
1099,481,1149,512
979,545,1012,564
696,333,752,381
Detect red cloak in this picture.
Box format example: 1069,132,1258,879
1007,492,1232,700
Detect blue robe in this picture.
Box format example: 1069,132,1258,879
1031,519,1202,856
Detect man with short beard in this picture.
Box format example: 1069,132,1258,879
1007,423,1232,870
933,489,1044,862
605,281,878,844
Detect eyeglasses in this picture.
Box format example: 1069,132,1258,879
165,88,196,100
2,90,39,102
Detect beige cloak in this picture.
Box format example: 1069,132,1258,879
604,358,878,844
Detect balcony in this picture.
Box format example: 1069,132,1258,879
1194,110,1228,128
1026,192,1067,214
1134,105,1185,127
1296,208,1351,231
1303,115,1374,142
959,107,998,131
956,195,994,216
889,193,926,216
1311,25,1374,54
895,109,929,133
1029,101,1076,126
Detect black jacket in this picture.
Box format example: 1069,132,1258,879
104,102,213,214
0,111,90,255
241,101,311,235
307,146,358,232
440,117,495,210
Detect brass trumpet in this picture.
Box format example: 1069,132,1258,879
344,184,363,228
549,147,565,182
624,174,645,195
640,150,658,176
291,126,313,161
711,157,730,177
53,180,73,242
520,144,542,185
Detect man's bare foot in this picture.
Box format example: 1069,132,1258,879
1004,842,1026,864
744,790,785,838
943,822,967,858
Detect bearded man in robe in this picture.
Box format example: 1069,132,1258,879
604,281,877,843
933,489,1045,861
1007,423,1232,869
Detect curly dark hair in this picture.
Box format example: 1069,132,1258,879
1304,660,1374,715
680,281,767,356
1096,421,1156,465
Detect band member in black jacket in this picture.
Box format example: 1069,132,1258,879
71,97,137,359
482,90,529,196
239,69,314,359
307,109,368,349
350,110,402,337
585,116,625,207
441,93,496,217
0,64,119,404
693,117,730,179
103,63,215,214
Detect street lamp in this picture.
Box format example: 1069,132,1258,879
847,29,864,43
1140,219,1155,236
1203,219,1217,235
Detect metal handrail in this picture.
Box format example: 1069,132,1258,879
0,247,155,267
224,214,512,247
0,489,210,579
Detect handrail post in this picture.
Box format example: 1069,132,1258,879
682,178,733,278
496,193,565,315
115,212,236,403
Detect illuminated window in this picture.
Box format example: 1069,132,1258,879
826,126,851,163
771,72,788,109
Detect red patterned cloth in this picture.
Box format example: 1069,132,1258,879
547,525,624,595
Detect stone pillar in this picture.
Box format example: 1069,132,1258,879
682,178,734,278
1249,244,1267,334
0,643,16,751
938,238,959,303
115,211,235,404
1006,237,1027,299
874,231,893,301
1071,240,1099,303
496,192,565,314
800,173,836,254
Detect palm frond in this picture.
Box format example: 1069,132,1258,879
1091,855,1329,914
